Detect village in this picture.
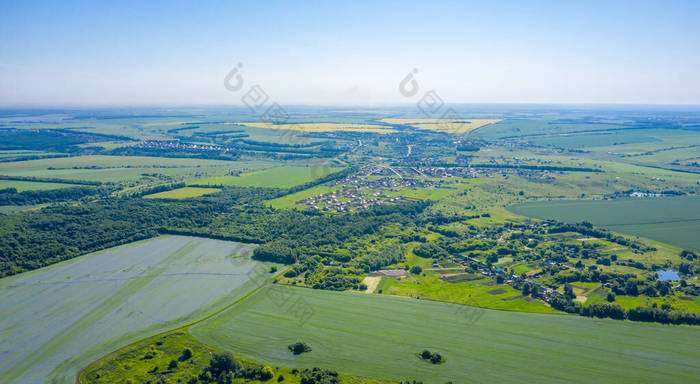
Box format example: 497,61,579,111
296,172,468,212
296,186,407,212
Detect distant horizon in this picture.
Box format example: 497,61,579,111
1,102,700,111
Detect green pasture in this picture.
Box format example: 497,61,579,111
196,166,343,188
0,155,266,183
191,285,700,384
377,272,560,314
0,179,82,191
81,331,393,384
266,185,342,209
143,186,221,199
508,196,700,251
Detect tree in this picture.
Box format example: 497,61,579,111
261,366,274,380
679,263,692,275
410,265,422,275
169,359,179,370
606,292,616,302
207,352,241,378
179,348,193,361
430,353,443,364
288,342,312,355
564,284,575,300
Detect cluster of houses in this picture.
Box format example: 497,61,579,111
412,166,479,178
296,187,406,212
294,173,470,212
336,176,448,190
135,141,228,152
629,191,663,197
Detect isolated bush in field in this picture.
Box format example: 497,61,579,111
418,349,444,364
359,283,368,290
168,359,178,369
179,348,192,361
288,342,312,355
410,265,422,274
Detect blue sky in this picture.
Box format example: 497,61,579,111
1,0,699,105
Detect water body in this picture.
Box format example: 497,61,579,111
656,270,680,281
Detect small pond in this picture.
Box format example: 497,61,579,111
656,270,680,281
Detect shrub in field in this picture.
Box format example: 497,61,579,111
288,342,312,355
179,348,192,361
418,350,444,364
299,368,340,384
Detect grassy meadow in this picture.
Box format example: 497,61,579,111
81,331,394,384
508,196,700,251
376,272,562,314
143,186,221,199
191,285,700,384
237,122,397,133
196,166,343,189
0,155,265,183
0,179,82,191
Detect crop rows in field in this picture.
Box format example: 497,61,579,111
191,285,700,384
0,236,269,384
508,196,700,251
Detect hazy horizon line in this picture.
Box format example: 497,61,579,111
1,101,700,110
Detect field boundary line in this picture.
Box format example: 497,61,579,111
74,266,288,383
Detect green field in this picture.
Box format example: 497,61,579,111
0,155,266,183
0,236,272,384
508,196,700,251
0,179,82,191
191,285,700,384
143,186,221,199
196,166,343,189
266,185,342,209
377,273,562,314
81,331,393,384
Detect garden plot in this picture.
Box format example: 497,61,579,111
0,236,270,384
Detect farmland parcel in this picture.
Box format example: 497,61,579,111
508,196,700,251
191,285,700,384
0,236,269,384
